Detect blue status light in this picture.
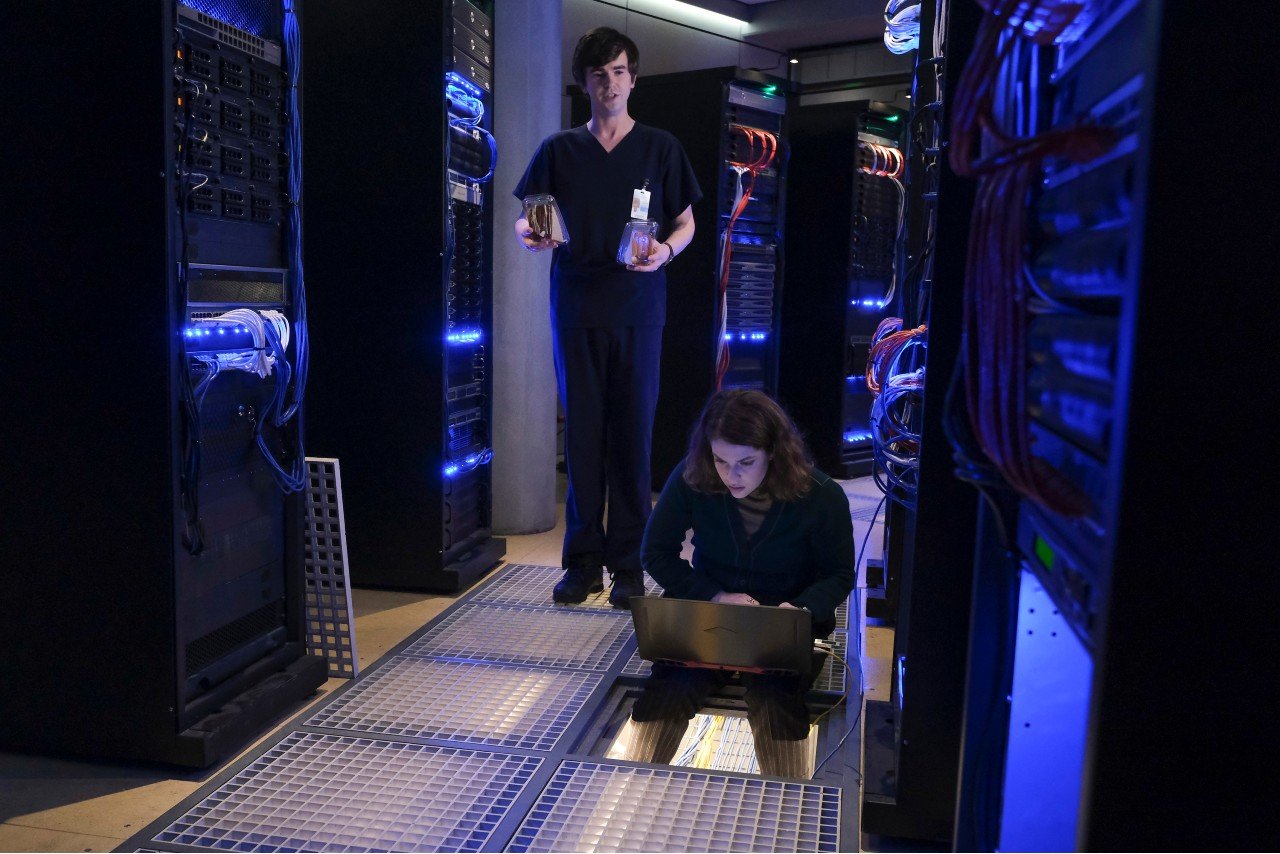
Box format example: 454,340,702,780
183,325,251,339
722,331,770,342
445,71,484,99
844,431,873,444
446,328,483,345
851,298,888,309
442,448,493,479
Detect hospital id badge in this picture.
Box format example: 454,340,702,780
631,186,651,220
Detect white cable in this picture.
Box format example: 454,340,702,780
884,0,921,54
192,308,290,379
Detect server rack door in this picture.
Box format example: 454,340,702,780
304,0,504,593
1,0,324,767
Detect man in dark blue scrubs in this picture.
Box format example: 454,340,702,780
514,27,701,608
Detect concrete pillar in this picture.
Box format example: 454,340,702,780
491,0,562,534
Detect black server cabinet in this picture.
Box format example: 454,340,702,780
0,1,325,767
577,68,789,487
304,0,505,592
780,101,906,477
857,0,984,842
952,1,1275,849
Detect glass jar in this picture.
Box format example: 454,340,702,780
617,218,659,265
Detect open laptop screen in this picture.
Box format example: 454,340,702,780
630,597,813,676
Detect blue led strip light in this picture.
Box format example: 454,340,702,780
443,449,493,479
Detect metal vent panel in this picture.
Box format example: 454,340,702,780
620,650,652,679
834,598,849,631
506,760,841,853
475,563,663,610
812,631,849,696
306,656,603,751
152,732,541,853
403,603,633,671
304,458,359,678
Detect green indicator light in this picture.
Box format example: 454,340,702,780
762,85,777,95
1033,535,1056,571
885,114,901,122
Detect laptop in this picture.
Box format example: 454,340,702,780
630,597,814,677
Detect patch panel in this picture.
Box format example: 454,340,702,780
219,67,246,94
1032,225,1129,300
250,150,279,182
220,144,245,176
251,195,275,225
447,381,483,402
249,67,279,101
1028,367,1113,461
184,50,215,81
1028,314,1119,387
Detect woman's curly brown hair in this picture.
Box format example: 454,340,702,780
682,390,813,501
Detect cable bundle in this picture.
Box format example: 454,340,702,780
446,78,497,184
866,318,926,507
948,1,1116,517
857,141,907,306
858,140,905,179
974,0,1096,44
884,0,922,54
716,124,779,388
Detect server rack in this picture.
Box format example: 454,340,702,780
304,0,505,592
780,100,907,477
853,0,985,842
0,0,325,767
575,68,789,487
950,1,1274,849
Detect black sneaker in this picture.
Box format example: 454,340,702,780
553,565,604,604
607,568,646,609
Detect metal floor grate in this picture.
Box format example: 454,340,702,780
306,656,604,751
813,631,850,695
505,760,841,853
834,597,849,631
304,457,359,678
403,603,633,671
151,732,541,853
620,649,651,679
475,563,663,610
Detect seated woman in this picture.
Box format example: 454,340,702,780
622,389,855,777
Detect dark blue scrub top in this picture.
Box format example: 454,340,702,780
514,123,702,329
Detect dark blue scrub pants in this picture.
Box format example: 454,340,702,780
553,325,663,575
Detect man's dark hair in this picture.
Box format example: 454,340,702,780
571,27,639,87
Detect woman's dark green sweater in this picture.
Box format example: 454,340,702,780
640,462,856,631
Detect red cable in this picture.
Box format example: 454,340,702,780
717,125,779,389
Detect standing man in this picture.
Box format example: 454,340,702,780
514,27,701,608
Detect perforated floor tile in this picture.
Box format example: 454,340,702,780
505,760,841,852
813,631,850,695
151,732,541,853
306,656,603,751
620,649,651,679
475,563,663,610
303,457,359,678
402,603,633,671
